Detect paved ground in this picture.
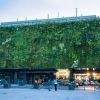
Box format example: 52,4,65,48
0,87,100,100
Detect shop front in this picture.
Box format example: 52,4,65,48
73,68,100,85
0,68,57,84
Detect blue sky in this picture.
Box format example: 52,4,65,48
0,0,100,22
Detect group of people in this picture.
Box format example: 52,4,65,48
47,78,58,91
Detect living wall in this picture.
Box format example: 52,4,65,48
0,18,100,68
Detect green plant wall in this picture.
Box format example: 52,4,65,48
0,18,100,68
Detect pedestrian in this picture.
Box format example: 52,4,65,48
47,79,51,91
57,79,61,89
54,78,58,91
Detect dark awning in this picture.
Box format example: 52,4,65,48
20,71,56,74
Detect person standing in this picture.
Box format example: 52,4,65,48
54,78,58,91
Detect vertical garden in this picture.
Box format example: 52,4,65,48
0,18,100,68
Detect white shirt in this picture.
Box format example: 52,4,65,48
54,79,57,84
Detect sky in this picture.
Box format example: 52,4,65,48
0,0,100,22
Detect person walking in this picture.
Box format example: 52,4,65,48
57,79,61,89
47,79,51,91
54,78,58,91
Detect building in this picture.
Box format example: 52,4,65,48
0,15,96,26
0,15,100,84
0,68,100,84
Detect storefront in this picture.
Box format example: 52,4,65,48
0,68,57,84
73,68,100,81
55,69,70,79
0,68,100,84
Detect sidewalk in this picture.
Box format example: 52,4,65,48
0,88,100,100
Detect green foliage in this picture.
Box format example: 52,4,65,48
0,18,100,68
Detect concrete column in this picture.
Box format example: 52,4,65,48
23,73,27,84
14,72,18,84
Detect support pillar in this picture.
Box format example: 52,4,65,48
14,72,18,84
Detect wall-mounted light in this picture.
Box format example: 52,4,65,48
87,68,89,71
93,73,96,76
87,73,90,76
93,68,95,71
